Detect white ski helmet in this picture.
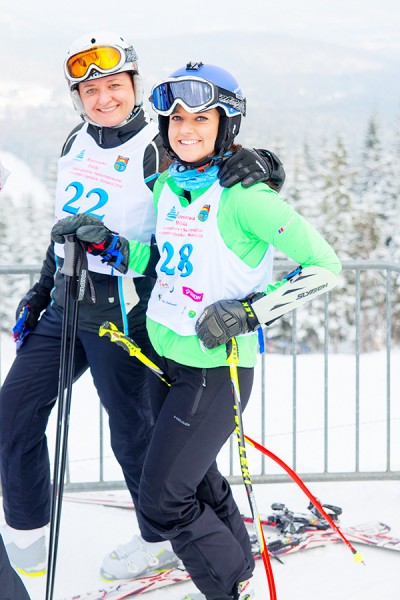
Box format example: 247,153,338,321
64,31,144,124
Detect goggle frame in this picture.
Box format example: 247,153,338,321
150,75,246,117
64,44,138,84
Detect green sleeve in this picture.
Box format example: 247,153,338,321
126,172,170,273
219,183,341,294
126,240,150,273
153,170,170,207
241,187,341,272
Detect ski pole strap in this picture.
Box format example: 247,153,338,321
100,235,123,272
257,327,265,353
61,235,96,304
61,234,78,278
226,337,239,366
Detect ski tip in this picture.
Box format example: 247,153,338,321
353,550,365,565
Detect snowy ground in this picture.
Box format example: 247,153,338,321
1,333,399,599
1,480,400,600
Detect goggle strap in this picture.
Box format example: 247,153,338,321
217,87,246,116
124,46,138,62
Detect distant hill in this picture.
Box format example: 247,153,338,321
1,31,399,179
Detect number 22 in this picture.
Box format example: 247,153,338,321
62,182,108,220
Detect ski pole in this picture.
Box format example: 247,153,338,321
226,338,277,600
99,323,364,567
46,235,83,600
243,435,365,564
99,322,277,592
99,321,172,386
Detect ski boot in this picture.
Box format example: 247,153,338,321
101,535,180,580
2,526,47,576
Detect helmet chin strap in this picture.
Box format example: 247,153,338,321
159,109,239,171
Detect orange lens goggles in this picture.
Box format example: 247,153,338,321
65,46,123,81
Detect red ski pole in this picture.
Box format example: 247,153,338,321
244,435,365,564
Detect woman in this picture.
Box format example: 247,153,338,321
52,62,341,599
0,34,284,582
0,30,168,580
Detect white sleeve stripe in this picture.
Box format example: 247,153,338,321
252,266,338,324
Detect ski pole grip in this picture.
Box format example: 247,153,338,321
61,234,77,277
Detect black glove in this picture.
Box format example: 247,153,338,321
15,283,51,330
13,282,52,350
195,297,261,350
218,148,286,192
51,215,130,274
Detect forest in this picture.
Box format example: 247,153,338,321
1,112,399,352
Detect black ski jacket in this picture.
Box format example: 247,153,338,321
35,109,165,334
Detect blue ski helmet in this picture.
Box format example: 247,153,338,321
150,62,246,166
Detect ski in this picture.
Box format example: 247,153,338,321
61,567,191,599
64,492,134,510
243,502,400,553
250,521,398,558
62,520,400,599
63,493,400,552
323,522,400,551
63,493,400,553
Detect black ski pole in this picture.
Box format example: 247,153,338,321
45,234,81,600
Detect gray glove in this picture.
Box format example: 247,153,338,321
195,298,260,349
52,215,129,274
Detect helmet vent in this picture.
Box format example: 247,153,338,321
186,61,204,71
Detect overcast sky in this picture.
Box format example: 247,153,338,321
2,0,399,44
1,0,399,86
1,0,400,155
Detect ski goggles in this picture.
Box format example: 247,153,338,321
64,45,138,84
150,76,246,117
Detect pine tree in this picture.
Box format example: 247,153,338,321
384,113,400,345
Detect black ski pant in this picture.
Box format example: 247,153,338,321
139,355,255,600
0,534,31,600
0,305,157,540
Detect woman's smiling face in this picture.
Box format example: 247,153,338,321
78,72,135,127
168,104,220,164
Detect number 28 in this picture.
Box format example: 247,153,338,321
160,242,193,277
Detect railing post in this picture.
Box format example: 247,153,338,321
0,261,399,488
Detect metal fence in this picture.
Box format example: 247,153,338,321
0,260,399,491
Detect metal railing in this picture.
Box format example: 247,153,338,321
0,260,399,491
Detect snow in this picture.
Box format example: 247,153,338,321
1,333,399,599
2,482,399,600
0,151,52,208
